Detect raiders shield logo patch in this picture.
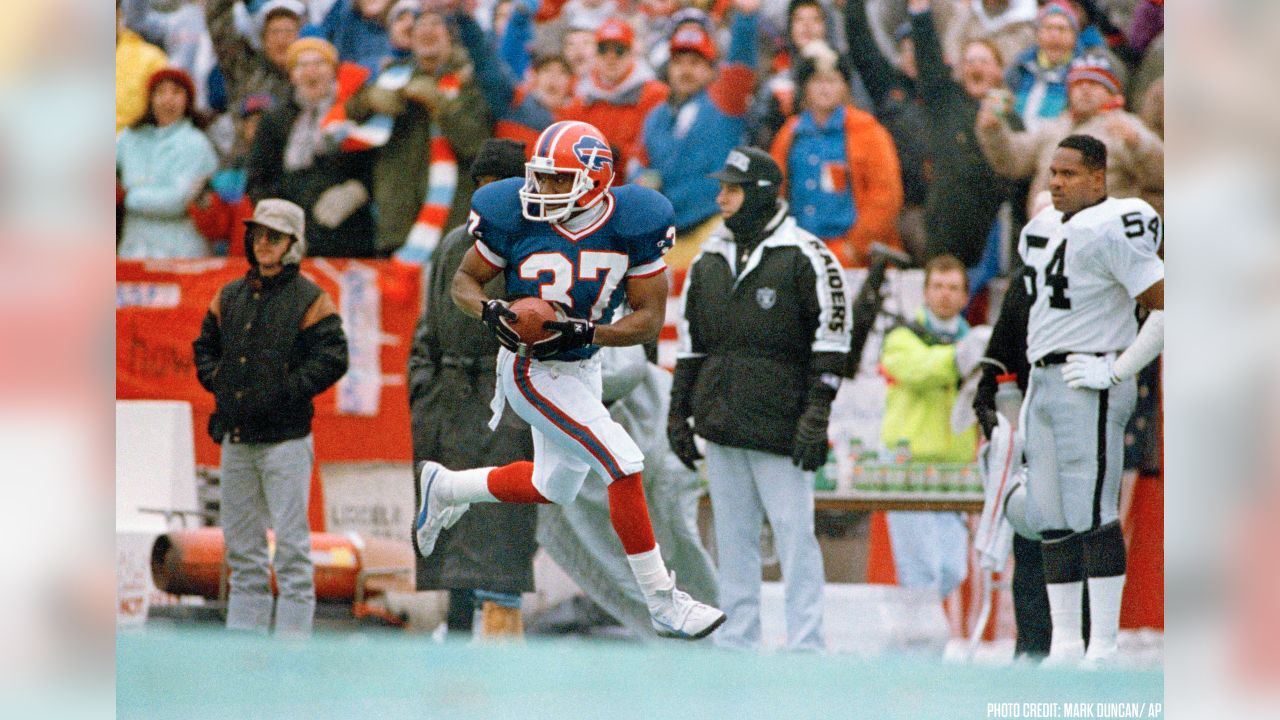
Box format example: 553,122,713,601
756,287,776,310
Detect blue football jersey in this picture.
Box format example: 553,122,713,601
468,178,676,360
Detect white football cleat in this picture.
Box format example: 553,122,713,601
1040,640,1086,669
414,461,469,558
1079,642,1120,671
647,575,726,640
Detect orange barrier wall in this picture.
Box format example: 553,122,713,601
117,258,419,468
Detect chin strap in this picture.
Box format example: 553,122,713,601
1110,310,1164,383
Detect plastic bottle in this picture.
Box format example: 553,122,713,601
847,437,864,468
995,373,1023,430
814,443,838,492
891,438,912,492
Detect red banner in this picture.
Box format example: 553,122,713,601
116,258,419,466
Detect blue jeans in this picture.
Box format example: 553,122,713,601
220,434,315,637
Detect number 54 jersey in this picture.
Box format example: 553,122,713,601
1018,196,1164,365
467,177,676,360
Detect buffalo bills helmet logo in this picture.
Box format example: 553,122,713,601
573,136,613,172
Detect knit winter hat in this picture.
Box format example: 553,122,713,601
147,67,196,102
470,139,527,182
1067,54,1123,95
1037,0,1081,32
285,37,339,72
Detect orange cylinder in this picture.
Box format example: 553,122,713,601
151,528,368,600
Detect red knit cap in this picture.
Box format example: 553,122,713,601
147,67,196,102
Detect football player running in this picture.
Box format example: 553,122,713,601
417,120,725,640
1017,134,1164,668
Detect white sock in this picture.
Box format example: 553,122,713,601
1086,574,1126,653
1046,580,1084,652
439,467,497,505
626,545,673,599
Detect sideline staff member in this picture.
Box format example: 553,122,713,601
669,146,850,651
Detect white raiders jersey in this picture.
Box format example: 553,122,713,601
1019,196,1164,364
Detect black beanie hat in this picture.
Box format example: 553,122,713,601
470,138,527,182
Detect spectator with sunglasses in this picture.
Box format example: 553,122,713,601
559,17,668,180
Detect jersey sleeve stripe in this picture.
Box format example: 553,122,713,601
625,259,666,278
474,239,506,269
797,235,852,353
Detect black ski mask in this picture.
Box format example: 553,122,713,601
710,146,784,247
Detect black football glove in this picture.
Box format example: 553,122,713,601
481,299,520,352
976,405,999,440
792,402,831,471
667,416,703,470
792,368,840,471
530,313,595,359
973,365,999,440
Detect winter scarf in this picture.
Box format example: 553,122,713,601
320,63,461,265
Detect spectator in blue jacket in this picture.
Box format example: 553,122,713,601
452,6,569,151
1005,0,1094,129
490,0,537,81
117,67,219,258
632,0,759,269
306,0,394,75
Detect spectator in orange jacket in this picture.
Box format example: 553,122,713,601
770,42,902,266
558,17,668,178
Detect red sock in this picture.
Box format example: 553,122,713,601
607,473,657,555
486,462,550,503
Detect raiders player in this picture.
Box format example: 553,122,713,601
1018,134,1164,668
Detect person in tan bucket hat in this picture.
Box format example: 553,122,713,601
193,196,349,637
243,197,308,270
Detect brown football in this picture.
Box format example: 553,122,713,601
507,297,560,344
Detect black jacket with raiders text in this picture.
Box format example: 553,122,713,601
193,264,349,444
674,207,851,456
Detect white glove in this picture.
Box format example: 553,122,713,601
1061,353,1116,390
312,180,370,229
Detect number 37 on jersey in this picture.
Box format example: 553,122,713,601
467,178,677,324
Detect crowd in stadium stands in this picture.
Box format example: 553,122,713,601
117,0,1162,274
119,0,1163,651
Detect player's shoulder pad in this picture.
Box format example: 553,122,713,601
610,185,676,238
470,177,527,235
1075,197,1158,241
1024,204,1064,232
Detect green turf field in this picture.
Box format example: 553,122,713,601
117,629,1163,719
